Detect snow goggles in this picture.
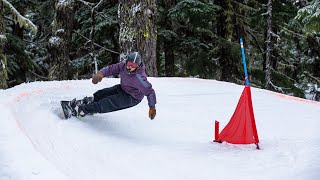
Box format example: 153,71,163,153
127,61,139,68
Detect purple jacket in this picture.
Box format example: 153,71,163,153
99,62,157,108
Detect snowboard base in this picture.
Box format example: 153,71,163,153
61,100,74,119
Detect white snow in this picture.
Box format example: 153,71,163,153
56,29,65,34
131,3,142,16
0,78,319,180
57,0,72,7
49,36,61,46
0,34,6,40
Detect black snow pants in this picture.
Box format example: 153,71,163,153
82,84,141,114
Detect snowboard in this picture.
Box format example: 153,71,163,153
61,100,76,119
61,97,94,119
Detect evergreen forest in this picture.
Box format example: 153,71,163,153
0,0,319,101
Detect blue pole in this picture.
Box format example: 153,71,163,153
240,38,250,86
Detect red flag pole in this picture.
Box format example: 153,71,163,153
214,120,221,143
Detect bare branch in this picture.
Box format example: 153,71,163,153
73,30,120,54
93,0,105,10
271,68,296,82
75,0,95,7
271,31,280,40
269,81,290,93
28,70,49,80
281,26,306,38
246,28,264,54
304,72,320,84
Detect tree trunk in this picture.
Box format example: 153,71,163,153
90,7,97,73
48,0,75,80
165,46,174,76
119,0,157,76
216,0,237,82
163,0,175,77
111,25,120,65
265,0,273,90
12,6,27,85
0,1,8,89
156,39,161,75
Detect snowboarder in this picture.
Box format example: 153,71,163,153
63,52,157,120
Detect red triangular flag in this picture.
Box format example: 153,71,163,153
218,86,259,144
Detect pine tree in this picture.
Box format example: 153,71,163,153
216,0,242,83
295,0,320,33
166,0,220,78
265,0,272,90
158,0,176,77
48,0,75,80
295,0,320,78
0,0,37,89
72,0,120,78
0,0,7,89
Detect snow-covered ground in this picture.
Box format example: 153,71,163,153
0,78,319,180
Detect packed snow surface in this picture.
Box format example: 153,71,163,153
0,78,319,180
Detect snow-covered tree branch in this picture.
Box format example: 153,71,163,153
1,0,37,34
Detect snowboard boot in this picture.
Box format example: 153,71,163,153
69,98,78,116
76,96,94,106
77,104,88,117
70,98,89,117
